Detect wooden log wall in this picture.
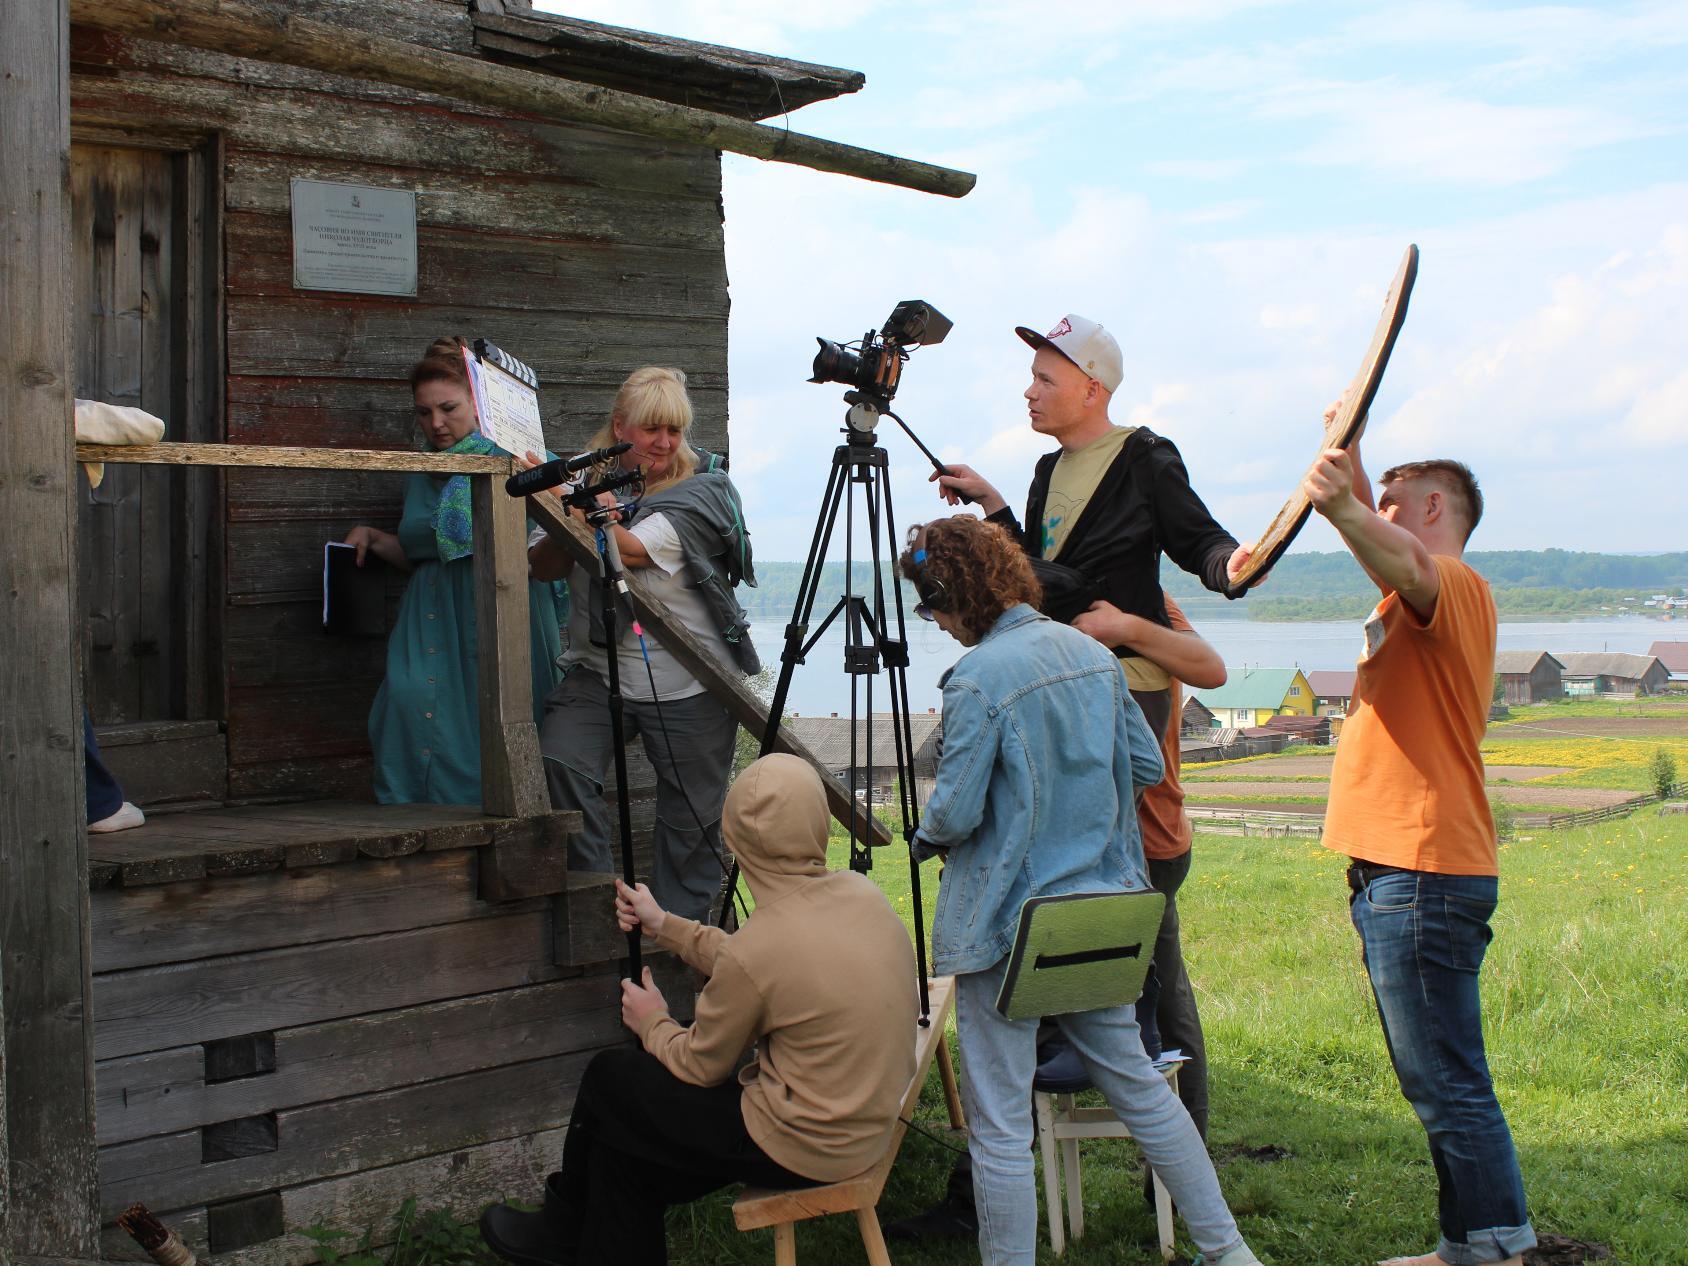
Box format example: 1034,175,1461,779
84,810,696,1263
69,2,733,804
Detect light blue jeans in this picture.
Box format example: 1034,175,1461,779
955,956,1254,1266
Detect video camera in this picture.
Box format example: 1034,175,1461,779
809,299,952,416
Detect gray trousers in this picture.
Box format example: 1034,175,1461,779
1147,849,1209,1139
540,664,739,924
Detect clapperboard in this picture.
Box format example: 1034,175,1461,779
462,339,545,459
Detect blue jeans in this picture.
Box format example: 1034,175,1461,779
1348,865,1535,1264
955,956,1252,1266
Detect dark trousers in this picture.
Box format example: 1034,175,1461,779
84,712,124,822
554,1046,818,1266
1148,849,1209,1139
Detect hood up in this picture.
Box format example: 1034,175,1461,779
724,753,831,906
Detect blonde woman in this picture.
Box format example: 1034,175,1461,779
528,366,757,922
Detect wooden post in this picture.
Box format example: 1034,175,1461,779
472,475,547,819
67,0,976,199
1,0,102,1256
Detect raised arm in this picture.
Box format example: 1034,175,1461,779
1305,447,1439,619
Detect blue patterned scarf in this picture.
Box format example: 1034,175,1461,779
431,432,503,562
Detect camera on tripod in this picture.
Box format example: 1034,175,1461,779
809,299,952,417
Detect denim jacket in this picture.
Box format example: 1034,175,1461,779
916,604,1164,976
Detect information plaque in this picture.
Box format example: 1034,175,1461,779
290,178,418,297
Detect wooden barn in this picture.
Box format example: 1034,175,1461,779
1493,650,1564,705
1,2,971,1263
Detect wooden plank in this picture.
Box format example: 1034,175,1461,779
223,375,728,454
93,850,477,971
525,498,893,849
226,753,374,803
97,1046,600,1215
69,0,976,197
551,872,622,967
136,145,180,721
225,599,392,690
223,296,726,382
92,908,564,1059
70,70,726,200
226,149,723,250
224,215,728,317
74,441,512,474
225,681,378,765
473,474,546,818
0,0,103,1252
96,725,225,807
94,976,619,1145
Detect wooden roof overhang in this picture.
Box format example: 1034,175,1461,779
470,1,866,122
70,0,975,198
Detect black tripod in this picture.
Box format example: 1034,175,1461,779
752,415,933,1021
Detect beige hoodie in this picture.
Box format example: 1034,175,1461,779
631,753,919,1182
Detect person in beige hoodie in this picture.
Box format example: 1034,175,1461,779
480,753,918,1266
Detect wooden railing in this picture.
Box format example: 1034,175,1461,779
74,441,891,844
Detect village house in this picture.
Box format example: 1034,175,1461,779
1189,667,1315,729
782,712,945,805
1181,695,1217,735
1306,668,1357,716
1648,640,1688,686
1,3,973,1263
1556,652,1671,698
1493,650,1565,704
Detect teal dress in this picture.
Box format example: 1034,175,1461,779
369,471,565,806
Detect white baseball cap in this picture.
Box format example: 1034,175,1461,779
1015,314,1123,393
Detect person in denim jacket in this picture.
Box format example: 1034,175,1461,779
902,515,1262,1266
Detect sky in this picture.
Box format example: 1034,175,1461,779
544,1,1687,562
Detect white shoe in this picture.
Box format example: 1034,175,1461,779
89,801,145,833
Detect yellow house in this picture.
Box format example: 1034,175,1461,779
1189,668,1315,729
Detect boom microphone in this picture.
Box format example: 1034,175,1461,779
504,442,633,497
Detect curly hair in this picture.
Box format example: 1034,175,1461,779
899,516,1043,643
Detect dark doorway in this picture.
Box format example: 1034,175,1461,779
71,139,224,802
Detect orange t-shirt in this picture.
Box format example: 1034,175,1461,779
1322,555,1498,875
1140,599,1193,862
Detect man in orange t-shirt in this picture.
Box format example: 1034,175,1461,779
1303,443,1533,1266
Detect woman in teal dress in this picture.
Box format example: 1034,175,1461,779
344,337,566,806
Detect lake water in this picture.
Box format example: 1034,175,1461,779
746,611,1682,719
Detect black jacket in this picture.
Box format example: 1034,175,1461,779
988,427,1239,631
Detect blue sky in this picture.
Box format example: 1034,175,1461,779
546,2,1688,562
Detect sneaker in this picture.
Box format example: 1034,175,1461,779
89,802,145,833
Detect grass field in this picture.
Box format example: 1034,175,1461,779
651,806,1687,1266
383,702,1687,1265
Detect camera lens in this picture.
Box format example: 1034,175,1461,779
810,338,863,386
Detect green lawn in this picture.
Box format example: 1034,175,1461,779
661,807,1687,1265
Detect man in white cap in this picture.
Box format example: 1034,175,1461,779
934,314,1249,740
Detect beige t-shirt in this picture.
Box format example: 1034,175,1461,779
1041,426,1169,691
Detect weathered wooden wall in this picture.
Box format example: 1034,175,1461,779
83,807,690,1262
70,1,732,803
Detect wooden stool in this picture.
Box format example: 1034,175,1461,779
732,975,965,1265
1033,1057,1186,1261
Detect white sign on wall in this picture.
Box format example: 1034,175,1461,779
290,178,418,297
